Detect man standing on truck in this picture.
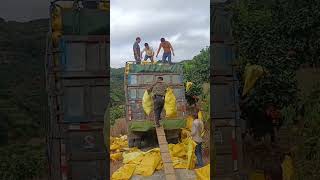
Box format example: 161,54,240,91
141,43,154,62
156,38,175,64
148,77,168,127
133,37,141,64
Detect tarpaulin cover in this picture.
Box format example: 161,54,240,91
129,119,186,132
128,63,184,74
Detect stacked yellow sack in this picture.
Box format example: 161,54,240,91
195,164,210,180
164,87,177,118
110,135,129,162
142,90,153,115
110,135,128,151
112,148,162,180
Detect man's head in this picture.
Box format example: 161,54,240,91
160,38,165,42
144,43,149,48
136,37,141,43
157,77,164,82
193,112,198,119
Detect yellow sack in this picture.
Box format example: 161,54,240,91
134,149,162,176
186,115,194,131
142,90,153,115
122,151,144,164
164,88,177,118
242,64,267,96
110,152,122,161
170,143,186,158
51,7,62,32
111,164,136,180
186,82,193,92
281,155,294,180
249,170,265,180
195,164,210,180
181,128,191,140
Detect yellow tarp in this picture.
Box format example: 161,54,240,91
111,164,136,180
282,155,294,180
242,64,267,96
164,87,177,118
195,164,210,180
142,90,153,115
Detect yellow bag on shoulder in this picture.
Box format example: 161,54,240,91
164,88,177,118
142,90,153,115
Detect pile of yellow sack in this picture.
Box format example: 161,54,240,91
111,138,198,180
110,135,129,161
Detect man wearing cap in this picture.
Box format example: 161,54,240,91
133,37,141,64
148,77,169,127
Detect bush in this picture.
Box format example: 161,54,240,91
0,144,46,180
110,105,125,126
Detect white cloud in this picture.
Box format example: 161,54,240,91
111,0,210,68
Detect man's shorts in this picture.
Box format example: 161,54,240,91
144,55,153,61
162,52,171,63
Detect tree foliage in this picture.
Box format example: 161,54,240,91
231,0,320,110
183,48,210,106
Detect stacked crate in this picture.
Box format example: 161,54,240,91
211,0,243,179
45,1,109,180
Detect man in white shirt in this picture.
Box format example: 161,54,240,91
191,113,204,167
141,43,154,63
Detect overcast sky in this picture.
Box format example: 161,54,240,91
0,0,209,68
111,0,210,68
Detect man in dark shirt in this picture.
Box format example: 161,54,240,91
133,37,141,64
148,77,169,127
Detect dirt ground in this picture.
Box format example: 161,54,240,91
110,118,210,179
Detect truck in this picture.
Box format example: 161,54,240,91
124,61,188,148
45,0,109,179
211,0,243,179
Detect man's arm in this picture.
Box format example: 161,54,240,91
169,42,174,56
191,122,196,136
140,48,145,58
156,44,161,57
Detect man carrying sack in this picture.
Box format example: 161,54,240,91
148,77,168,127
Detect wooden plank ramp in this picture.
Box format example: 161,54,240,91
156,126,177,180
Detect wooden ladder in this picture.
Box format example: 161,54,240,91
156,126,177,180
